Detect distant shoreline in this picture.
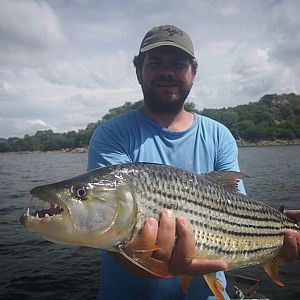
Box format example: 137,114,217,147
236,138,300,147
0,147,89,155
1,140,300,155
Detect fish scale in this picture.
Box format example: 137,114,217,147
21,162,300,299
117,163,299,269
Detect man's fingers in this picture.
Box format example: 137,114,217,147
184,259,228,276
127,217,158,258
169,217,228,275
169,217,195,273
153,209,176,261
279,229,299,262
130,213,229,277
283,210,300,222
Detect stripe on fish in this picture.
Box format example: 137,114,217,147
21,162,300,300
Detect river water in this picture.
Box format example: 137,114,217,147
0,145,299,300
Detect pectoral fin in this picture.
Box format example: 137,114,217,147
114,223,175,279
180,275,192,293
118,245,173,278
203,273,225,300
125,236,161,256
263,256,284,287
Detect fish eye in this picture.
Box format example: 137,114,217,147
73,185,88,200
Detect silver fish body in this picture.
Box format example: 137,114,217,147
21,162,299,271
110,163,299,270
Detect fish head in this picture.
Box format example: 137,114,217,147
20,168,138,250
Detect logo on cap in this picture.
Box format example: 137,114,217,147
158,25,184,39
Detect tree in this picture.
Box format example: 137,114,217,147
1,93,300,152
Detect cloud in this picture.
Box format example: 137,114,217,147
37,51,135,89
0,117,58,138
0,0,63,67
0,81,14,91
0,81,17,99
229,48,277,97
0,0,63,48
24,119,57,131
225,45,299,103
233,48,273,77
0,0,299,138
268,0,300,71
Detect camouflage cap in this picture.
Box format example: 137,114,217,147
139,25,195,58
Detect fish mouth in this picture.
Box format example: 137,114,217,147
20,194,67,225
25,201,64,219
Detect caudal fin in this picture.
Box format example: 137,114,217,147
263,256,284,287
203,273,225,300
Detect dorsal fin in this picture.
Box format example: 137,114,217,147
203,171,248,193
278,205,285,213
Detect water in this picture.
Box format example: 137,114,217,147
227,145,300,299
0,152,99,300
0,146,299,300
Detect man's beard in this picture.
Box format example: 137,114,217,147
141,80,191,114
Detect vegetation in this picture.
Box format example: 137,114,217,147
201,93,300,141
0,94,299,153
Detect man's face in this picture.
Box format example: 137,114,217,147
137,46,196,113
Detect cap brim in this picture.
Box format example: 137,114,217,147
140,41,195,58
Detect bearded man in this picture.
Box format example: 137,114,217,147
88,25,300,300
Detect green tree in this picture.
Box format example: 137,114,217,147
1,93,300,152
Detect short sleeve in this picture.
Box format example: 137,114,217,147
214,125,246,195
87,121,132,171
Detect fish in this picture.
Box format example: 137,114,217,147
20,163,300,300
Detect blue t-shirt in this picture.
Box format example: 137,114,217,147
88,109,243,300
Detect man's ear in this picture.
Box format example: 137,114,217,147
192,68,197,80
136,68,142,85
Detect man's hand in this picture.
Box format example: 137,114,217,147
140,209,228,276
284,210,300,222
279,210,300,262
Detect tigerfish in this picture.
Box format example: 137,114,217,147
20,163,299,300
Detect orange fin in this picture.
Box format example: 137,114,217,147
110,252,160,278
131,244,161,253
125,234,161,255
117,245,173,279
203,273,225,300
263,256,284,287
180,275,192,293
203,171,248,193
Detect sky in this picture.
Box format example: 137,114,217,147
0,0,299,139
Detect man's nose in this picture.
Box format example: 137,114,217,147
159,63,176,75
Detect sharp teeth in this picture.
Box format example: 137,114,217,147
36,213,39,219
45,214,50,218
26,208,30,216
